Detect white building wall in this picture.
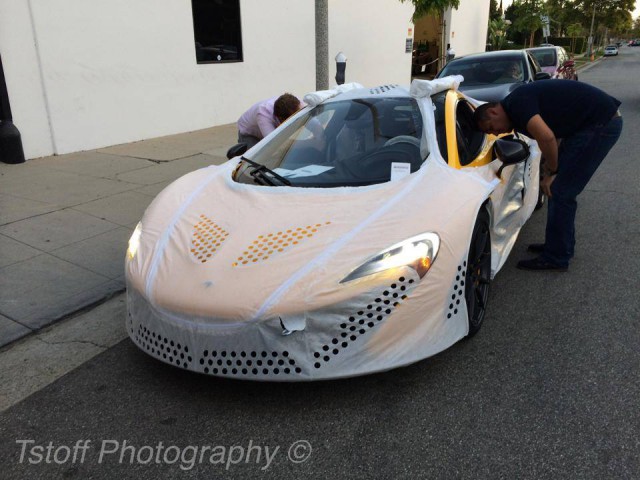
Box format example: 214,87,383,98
328,0,414,88
2,0,316,157
2,0,421,159
445,0,490,57
0,0,54,159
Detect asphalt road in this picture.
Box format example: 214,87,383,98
1,49,639,480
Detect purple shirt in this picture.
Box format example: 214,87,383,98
237,96,304,139
237,96,280,139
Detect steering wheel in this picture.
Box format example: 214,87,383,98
384,135,421,148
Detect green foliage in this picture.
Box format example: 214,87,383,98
506,0,544,47
400,0,461,21
488,17,511,50
547,35,586,53
632,17,640,37
566,23,584,52
489,0,502,21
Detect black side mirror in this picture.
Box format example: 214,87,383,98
226,142,248,160
493,137,530,179
535,72,551,80
494,138,530,165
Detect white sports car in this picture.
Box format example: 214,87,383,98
125,77,541,380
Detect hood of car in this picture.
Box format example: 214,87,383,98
458,82,523,103
126,159,494,322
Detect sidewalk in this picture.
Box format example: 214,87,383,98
0,123,237,348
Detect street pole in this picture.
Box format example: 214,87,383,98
0,54,25,164
588,2,596,61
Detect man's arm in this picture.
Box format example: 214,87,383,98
526,114,558,197
526,114,558,174
256,102,279,138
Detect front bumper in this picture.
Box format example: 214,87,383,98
125,267,455,381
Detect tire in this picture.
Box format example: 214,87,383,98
535,190,546,210
465,207,491,337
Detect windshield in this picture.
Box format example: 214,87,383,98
439,56,526,85
529,48,557,67
235,97,426,187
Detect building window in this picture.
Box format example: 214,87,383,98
191,0,243,64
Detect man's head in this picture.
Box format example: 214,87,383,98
274,93,301,124
473,102,513,135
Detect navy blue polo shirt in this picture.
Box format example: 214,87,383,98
501,80,621,139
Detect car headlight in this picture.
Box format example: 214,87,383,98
127,222,142,260
340,232,440,284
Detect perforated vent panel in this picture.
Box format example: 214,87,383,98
190,215,229,263
198,350,302,377
369,84,399,95
233,222,331,267
447,261,467,319
135,324,193,369
312,275,414,369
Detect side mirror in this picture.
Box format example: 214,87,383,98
493,138,530,165
493,137,530,179
226,142,248,160
535,72,552,80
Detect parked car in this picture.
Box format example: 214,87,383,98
526,46,578,80
125,78,541,380
435,50,550,102
604,45,619,56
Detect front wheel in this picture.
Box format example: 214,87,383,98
465,207,492,337
535,190,546,210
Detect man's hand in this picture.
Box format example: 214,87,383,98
541,173,556,198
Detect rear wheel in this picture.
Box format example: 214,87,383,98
465,207,491,336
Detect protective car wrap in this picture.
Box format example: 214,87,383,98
125,77,540,380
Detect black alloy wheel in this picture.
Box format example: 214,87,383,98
465,207,491,336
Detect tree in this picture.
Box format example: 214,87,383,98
632,16,640,37
566,22,584,53
489,0,502,21
508,0,544,47
488,17,511,50
400,0,460,21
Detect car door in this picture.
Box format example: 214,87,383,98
525,52,542,81
443,91,538,261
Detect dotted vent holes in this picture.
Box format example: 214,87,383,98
447,261,467,319
198,349,302,377
135,324,193,369
232,222,331,267
312,276,414,369
369,84,398,95
191,215,229,263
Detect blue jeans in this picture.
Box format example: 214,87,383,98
542,115,623,267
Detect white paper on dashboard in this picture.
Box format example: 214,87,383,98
273,165,334,178
390,162,411,181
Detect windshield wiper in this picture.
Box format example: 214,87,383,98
240,156,291,186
